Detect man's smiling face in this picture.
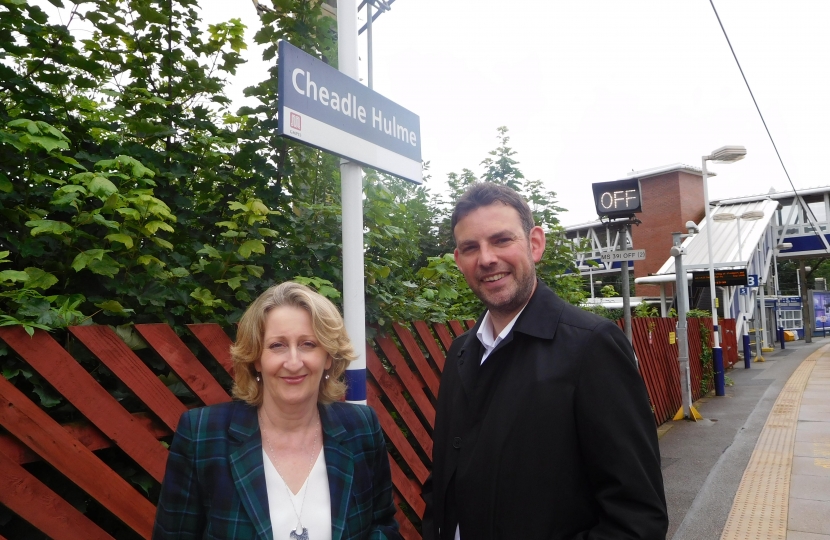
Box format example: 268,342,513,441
453,202,545,321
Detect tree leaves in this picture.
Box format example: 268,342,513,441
71,249,109,272
237,239,265,259
26,220,73,237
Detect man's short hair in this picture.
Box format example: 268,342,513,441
451,183,536,242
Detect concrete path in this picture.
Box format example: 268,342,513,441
660,337,830,540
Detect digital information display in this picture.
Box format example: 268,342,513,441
692,269,748,287
591,177,643,218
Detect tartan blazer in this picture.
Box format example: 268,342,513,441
153,400,401,540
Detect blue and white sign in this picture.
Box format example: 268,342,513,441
747,274,759,287
739,287,748,295
278,40,422,183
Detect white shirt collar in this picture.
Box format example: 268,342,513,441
475,306,526,364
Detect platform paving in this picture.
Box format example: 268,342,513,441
660,336,830,540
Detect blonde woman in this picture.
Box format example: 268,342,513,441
154,282,401,539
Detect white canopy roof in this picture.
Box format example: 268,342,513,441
655,198,779,275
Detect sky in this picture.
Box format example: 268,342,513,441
46,0,830,227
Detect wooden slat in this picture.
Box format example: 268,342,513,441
69,326,186,431
465,319,476,330
374,335,435,428
0,327,168,481
367,380,429,483
0,412,171,465
448,320,465,337
388,450,426,517
393,492,422,540
0,451,113,540
432,323,455,351
0,377,156,538
412,321,445,372
392,323,440,399
187,323,234,376
135,324,231,406
366,348,433,457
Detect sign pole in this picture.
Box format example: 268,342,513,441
620,224,633,344
337,0,367,404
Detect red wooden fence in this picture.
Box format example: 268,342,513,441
619,317,738,425
0,316,736,539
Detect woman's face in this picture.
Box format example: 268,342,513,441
255,305,332,410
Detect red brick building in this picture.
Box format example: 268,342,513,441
629,164,710,297
565,164,714,301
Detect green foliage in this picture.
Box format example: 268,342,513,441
600,284,620,298
687,309,710,318
633,300,658,318
0,2,581,344
581,304,625,321
696,320,714,395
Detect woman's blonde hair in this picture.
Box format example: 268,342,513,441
231,282,356,405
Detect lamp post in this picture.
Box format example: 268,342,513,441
702,145,747,397
672,221,701,420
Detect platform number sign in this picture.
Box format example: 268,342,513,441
739,287,748,295
747,274,759,287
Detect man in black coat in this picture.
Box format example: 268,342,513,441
421,183,668,540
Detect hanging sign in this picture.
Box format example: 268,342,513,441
591,178,643,218
692,269,748,287
278,40,422,183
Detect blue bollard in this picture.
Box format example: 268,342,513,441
779,327,785,350
713,346,725,396
743,334,751,368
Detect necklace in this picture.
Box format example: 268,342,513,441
259,409,320,540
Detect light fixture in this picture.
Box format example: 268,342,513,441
702,145,748,395
707,145,747,163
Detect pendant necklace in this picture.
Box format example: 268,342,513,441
260,409,320,540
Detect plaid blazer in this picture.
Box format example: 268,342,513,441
153,400,401,540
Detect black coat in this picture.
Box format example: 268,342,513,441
422,281,668,540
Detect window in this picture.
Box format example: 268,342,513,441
778,309,802,330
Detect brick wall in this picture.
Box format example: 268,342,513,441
633,170,706,298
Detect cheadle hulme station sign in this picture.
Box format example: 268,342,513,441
277,40,422,184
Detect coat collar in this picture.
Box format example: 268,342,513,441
320,403,355,540
455,280,564,394
226,402,358,540
228,402,272,540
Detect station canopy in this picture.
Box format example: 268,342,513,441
655,198,779,276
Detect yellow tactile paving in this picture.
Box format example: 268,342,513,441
720,345,829,540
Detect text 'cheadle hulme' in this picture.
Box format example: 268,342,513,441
292,68,417,147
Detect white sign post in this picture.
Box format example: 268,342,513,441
336,0,366,404
277,4,423,404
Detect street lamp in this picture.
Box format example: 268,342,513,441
672,220,702,420
702,145,747,397
711,210,765,262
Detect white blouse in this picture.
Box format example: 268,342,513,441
262,448,332,540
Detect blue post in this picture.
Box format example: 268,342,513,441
779,327,785,350
743,334,751,368
713,345,725,396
